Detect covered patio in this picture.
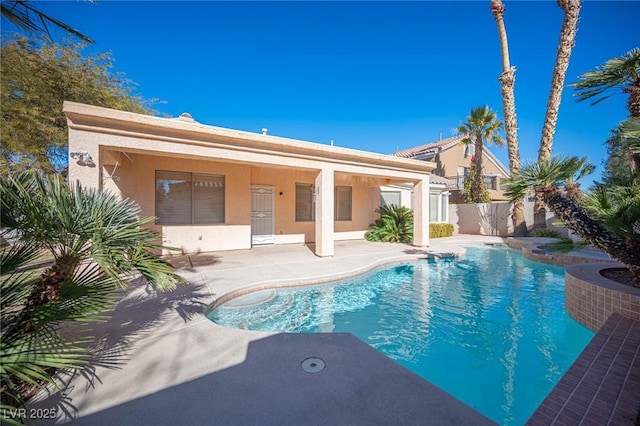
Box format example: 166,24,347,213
64,101,436,256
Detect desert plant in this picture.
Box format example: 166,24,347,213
582,182,640,253
505,155,640,285
0,172,185,418
1,241,115,424
366,205,413,243
546,237,588,253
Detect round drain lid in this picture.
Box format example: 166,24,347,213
301,357,325,373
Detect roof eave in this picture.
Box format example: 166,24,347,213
63,101,436,174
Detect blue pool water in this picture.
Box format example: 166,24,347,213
208,246,595,425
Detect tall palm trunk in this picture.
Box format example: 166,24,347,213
627,83,640,172
491,0,526,236
473,134,485,200
627,81,640,119
534,0,582,230
540,185,640,285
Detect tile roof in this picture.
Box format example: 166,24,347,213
393,134,467,158
429,174,454,186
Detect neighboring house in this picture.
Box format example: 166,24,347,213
64,102,440,256
393,135,511,203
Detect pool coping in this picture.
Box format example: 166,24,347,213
205,249,462,313
526,313,640,425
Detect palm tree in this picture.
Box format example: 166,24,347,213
1,172,184,413
0,0,95,43
572,48,640,173
457,106,505,203
490,0,527,236
534,0,582,231
1,239,115,420
505,156,640,285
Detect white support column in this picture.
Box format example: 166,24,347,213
315,166,334,257
413,177,430,248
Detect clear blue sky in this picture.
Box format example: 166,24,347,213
4,1,639,185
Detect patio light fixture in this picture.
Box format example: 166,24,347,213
69,151,95,167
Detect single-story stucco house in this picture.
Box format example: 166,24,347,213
64,101,443,257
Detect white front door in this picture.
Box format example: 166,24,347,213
251,186,275,245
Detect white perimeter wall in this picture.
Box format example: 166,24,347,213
449,201,569,237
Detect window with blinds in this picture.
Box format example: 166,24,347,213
155,171,225,224
295,183,352,222
295,183,314,222
335,186,352,221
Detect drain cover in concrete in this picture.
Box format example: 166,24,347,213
301,357,325,373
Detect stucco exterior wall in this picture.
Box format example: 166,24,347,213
65,101,435,255
432,143,469,179
95,152,383,252
104,152,252,252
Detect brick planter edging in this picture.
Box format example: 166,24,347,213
565,262,640,331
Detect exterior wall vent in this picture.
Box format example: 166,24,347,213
178,112,195,123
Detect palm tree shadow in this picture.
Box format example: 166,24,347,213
43,278,210,418
87,278,209,370
166,254,220,273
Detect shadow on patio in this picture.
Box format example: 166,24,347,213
60,333,495,426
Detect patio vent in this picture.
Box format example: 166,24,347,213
178,112,195,123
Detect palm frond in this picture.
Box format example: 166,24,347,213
504,155,595,202
587,183,640,243
1,170,185,410
1,270,91,411
2,172,184,291
0,240,41,276
572,47,640,106
619,119,640,153
0,0,95,43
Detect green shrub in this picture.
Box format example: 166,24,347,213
429,223,454,238
530,228,562,238
366,205,413,243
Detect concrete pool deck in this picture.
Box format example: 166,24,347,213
26,235,503,425
23,235,636,424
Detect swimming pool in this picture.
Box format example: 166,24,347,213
208,246,594,425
